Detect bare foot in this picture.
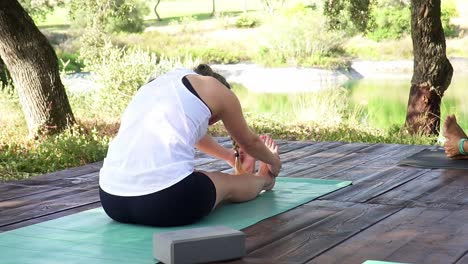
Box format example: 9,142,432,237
257,161,275,190
443,115,468,159
260,134,281,176
237,148,256,174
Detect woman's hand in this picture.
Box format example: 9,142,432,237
238,148,256,174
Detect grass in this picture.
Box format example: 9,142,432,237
344,36,414,60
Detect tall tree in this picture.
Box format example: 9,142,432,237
405,0,452,135
324,0,452,136
0,0,75,136
154,0,161,21
211,0,216,16
0,57,10,89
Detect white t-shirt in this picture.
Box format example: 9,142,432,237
99,68,211,196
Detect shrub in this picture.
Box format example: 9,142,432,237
104,1,148,33
168,16,198,33
187,47,243,64
0,125,110,181
67,0,148,33
235,15,258,28
56,51,84,73
256,5,346,68
366,1,410,41
80,42,199,115
441,0,459,38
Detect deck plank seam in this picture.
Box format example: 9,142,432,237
0,199,101,229
301,205,406,264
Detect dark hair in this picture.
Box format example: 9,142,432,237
194,64,231,89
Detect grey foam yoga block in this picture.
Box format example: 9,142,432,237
153,226,246,264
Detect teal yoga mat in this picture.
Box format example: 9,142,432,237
0,177,351,264
363,261,410,264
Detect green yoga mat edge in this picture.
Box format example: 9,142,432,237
363,260,411,264
0,177,352,264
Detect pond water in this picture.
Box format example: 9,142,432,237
233,74,468,132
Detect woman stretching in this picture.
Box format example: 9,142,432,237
99,64,282,227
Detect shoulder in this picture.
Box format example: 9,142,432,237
186,74,238,114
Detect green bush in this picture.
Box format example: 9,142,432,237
68,0,148,33
168,16,198,33
366,1,410,41
235,15,258,28
442,0,459,38
0,126,109,181
187,47,243,64
57,51,84,73
256,5,346,68
366,0,458,40
105,1,148,33
80,42,199,115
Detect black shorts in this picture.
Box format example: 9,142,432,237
99,171,216,227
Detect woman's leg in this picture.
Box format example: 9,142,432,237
201,169,272,206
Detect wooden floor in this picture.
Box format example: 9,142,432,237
2,137,468,264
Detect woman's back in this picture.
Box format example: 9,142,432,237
99,69,211,196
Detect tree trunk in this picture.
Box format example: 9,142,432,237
0,57,10,89
405,0,453,135
211,0,216,17
0,0,75,136
154,0,161,21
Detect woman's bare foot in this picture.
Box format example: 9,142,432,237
443,114,468,159
257,161,275,190
237,148,256,174
260,134,281,176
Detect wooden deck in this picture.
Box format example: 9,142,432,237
2,138,468,264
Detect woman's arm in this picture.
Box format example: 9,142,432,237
187,75,282,176
195,134,235,167
217,90,281,176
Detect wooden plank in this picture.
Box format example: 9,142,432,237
0,186,95,212
320,166,428,203
12,162,102,186
455,252,468,264
280,141,345,163
241,200,362,253
282,144,405,180
363,144,429,167
0,188,99,228
371,169,468,209
293,143,371,165
196,160,232,172
286,163,386,180
3,172,100,191
308,207,468,264
232,202,400,264
0,184,59,202
276,140,315,154
0,202,101,232
322,143,401,167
